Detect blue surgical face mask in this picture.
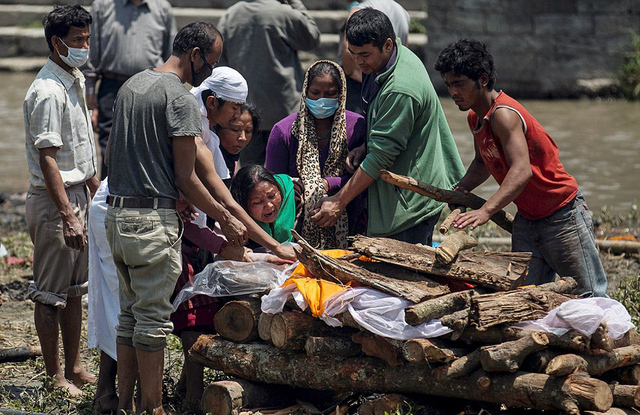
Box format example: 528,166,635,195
58,38,89,68
305,97,339,120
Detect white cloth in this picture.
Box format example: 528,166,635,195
190,66,248,115
24,59,97,189
261,284,452,341
514,297,634,340
87,179,119,360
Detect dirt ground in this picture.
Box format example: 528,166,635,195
0,196,639,414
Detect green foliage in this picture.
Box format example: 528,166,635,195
618,31,640,100
409,19,426,35
595,201,640,229
611,272,640,327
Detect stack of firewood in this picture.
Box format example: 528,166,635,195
190,233,639,415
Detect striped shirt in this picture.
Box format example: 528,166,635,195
24,59,97,189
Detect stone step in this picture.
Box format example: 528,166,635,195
0,0,427,11
0,29,427,65
0,4,427,35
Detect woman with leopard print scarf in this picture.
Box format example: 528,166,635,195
265,60,367,249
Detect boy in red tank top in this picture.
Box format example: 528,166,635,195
434,39,607,297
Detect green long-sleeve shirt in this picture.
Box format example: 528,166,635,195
360,42,465,236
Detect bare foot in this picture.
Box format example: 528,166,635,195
66,369,97,386
48,375,84,398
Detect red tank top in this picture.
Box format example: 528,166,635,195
467,92,578,220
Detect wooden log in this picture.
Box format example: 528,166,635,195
379,170,514,233
191,336,613,413
213,298,262,343
270,310,348,350
292,231,446,303
609,384,640,408
352,332,404,367
350,235,530,291
405,288,487,325
546,353,589,376
440,309,470,333
521,349,563,373
0,345,42,363
435,349,482,379
480,332,550,373
257,312,273,342
592,322,615,352
305,336,361,357
439,208,462,234
585,408,640,415
435,232,478,264
560,345,640,376
599,365,640,385
402,338,466,364
469,278,576,330
454,325,589,352
613,329,640,348
202,379,296,415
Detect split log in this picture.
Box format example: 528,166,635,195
0,345,42,363
435,349,481,379
405,288,487,325
592,322,615,352
439,208,462,234
213,298,262,343
613,329,640,348
191,336,613,413
379,170,514,233
480,332,549,372
352,332,404,367
293,231,446,303
553,345,640,376
454,325,589,352
202,379,296,415
402,338,467,364
435,232,478,264
609,384,640,408
546,354,589,376
468,278,576,330
599,365,640,385
585,408,640,415
270,310,348,350
305,336,361,357
257,312,273,342
350,235,530,291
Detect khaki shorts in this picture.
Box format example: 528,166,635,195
105,205,182,352
25,184,89,307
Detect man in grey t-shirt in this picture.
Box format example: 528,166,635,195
105,22,248,415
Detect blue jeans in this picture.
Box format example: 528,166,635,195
512,192,607,297
387,213,440,246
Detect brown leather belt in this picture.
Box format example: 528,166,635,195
107,195,176,209
102,71,131,84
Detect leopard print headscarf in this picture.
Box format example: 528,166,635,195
292,60,349,249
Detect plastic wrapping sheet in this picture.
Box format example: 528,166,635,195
514,297,634,339
171,260,296,311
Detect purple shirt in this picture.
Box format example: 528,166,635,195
265,110,366,193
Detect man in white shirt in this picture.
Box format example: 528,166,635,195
23,4,99,397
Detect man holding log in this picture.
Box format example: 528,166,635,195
312,8,465,245
434,39,607,297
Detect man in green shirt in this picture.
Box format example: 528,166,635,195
313,8,464,245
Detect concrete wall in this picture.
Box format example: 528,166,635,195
425,0,640,98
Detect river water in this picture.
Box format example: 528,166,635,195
1,72,638,213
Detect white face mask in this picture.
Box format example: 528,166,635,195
57,38,89,68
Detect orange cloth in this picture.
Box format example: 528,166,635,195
284,249,351,317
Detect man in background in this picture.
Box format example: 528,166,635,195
217,0,321,165
86,0,176,178
23,4,99,397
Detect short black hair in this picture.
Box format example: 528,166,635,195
434,39,497,90
230,165,282,212
306,61,342,95
242,103,261,133
173,21,222,56
202,89,226,109
346,8,395,51
43,4,92,53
